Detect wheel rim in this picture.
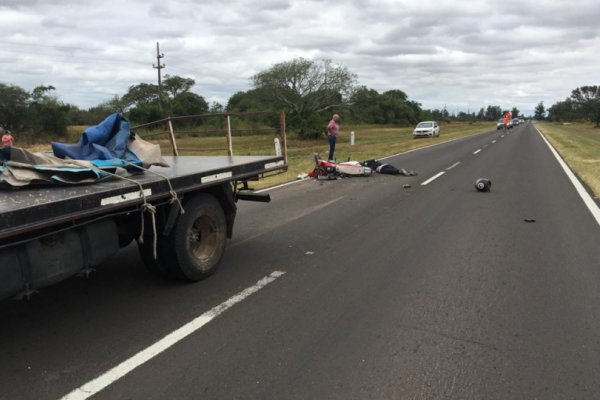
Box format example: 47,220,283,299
188,215,219,265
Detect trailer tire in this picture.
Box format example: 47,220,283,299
137,236,170,277
166,193,227,281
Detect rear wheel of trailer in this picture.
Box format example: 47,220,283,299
138,193,227,281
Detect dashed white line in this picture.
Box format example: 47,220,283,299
421,171,446,185
445,161,461,171
473,149,482,155
60,271,286,400
492,140,497,143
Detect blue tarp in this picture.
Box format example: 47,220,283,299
51,113,141,166
1,114,168,188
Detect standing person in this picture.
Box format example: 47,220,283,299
2,129,14,147
502,111,511,132
326,114,340,161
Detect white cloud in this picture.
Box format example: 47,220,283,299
0,0,598,116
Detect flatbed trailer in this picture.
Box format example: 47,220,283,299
0,113,288,301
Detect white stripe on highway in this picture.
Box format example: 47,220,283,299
60,271,286,400
445,161,461,171
421,171,445,185
492,140,497,143
535,126,600,226
473,149,482,154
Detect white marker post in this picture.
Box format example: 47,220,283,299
350,131,355,145
274,137,282,156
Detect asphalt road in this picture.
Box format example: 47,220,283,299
1,123,599,399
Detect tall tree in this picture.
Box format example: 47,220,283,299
548,99,576,122
511,107,520,118
252,58,357,138
534,101,546,120
477,107,486,120
209,102,224,113
0,83,30,132
379,90,417,125
28,85,68,136
349,86,383,123
122,83,160,109
162,75,195,98
569,85,600,127
121,76,207,123
485,105,502,120
170,92,208,116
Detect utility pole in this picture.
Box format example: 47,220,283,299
153,42,165,111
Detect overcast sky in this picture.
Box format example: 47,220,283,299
1,0,598,116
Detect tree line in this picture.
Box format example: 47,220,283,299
2,58,597,143
546,86,600,127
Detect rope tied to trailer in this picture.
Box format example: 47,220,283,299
57,161,187,261
126,162,185,215
140,202,158,259
67,160,162,259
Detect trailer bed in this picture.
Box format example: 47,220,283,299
0,155,285,241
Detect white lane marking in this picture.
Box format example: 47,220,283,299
492,140,497,143
421,171,445,186
473,149,482,155
445,161,461,171
256,179,305,193
535,126,600,226
60,271,286,400
483,144,488,148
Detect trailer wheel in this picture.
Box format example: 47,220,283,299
167,193,227,281
137,236,170,277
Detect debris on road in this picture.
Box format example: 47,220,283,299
308,154,417,180
475,178,492,192
524,219,537,223
362,159,418,176
309,154,372,179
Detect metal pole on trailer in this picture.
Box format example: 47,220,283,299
167,118,179,156
279,111,287,164
226,115,233,156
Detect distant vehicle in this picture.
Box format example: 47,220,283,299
497,118,513,130
413,121,440,138
511,118,520,126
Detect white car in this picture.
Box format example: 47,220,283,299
413,121,440,138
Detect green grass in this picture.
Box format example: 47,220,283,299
535,122,600,199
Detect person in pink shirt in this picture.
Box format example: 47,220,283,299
2,130,14,147
326,114,340,161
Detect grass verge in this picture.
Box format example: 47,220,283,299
535,122,600,199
